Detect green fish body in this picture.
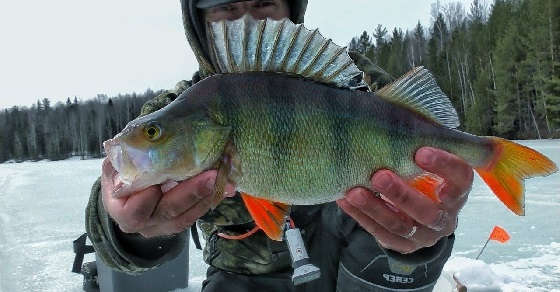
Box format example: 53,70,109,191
185,72,490,205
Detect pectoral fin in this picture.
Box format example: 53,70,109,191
240,193,290,241
193,122,231,168
211,159,229,209
210,141,240,209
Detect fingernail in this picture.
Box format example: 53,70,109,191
439,192,452,206
347,189,367,207
373,172,393,191
205,178,215,195
429,210,448,232
111,171,121,187
224,184,236,197
417,148,434,166
161,180,179,193
384,201,400,214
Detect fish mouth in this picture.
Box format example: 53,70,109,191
103,138,148,197
103,137,156,187
103,138,139,186
104,138,125,176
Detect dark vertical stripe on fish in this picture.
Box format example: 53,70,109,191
324,88,350,187
268,84,297,179
387,103,406,171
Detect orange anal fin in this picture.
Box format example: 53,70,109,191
475,137,558,216
409,173,444,202
240,192,290,241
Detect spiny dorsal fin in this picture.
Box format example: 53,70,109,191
376,67,460,128
207,15,363,89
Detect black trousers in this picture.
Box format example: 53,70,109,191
202,204,453,292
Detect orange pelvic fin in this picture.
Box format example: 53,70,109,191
240,192,290,241
475,137,558,216
409,172,444,202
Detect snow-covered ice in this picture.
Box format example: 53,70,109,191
0,139,559,292
441,140,560,292
0,158,205,292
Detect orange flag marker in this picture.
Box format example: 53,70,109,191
476,225,511,260
489,226,511,243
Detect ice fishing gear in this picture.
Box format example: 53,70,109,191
213,215,321,285
476,225,511,260
72,233,95,274
72,233,191,292
72,233,99,291
283,219,321,285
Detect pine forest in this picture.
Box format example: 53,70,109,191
1,0,558,163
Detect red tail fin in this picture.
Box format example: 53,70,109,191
475,137,557,215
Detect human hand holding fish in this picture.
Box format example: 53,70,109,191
100,158,235,238
338,147,471,254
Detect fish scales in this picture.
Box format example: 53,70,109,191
184,72,492,205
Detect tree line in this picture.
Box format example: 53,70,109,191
349,0,559,139
1,0,558,163
0,91,158,162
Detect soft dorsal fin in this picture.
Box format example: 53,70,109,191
207,15,363,89
376,67,460,128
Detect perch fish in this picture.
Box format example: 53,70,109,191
104,16,558,241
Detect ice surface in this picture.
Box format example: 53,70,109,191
0,159,207,292
443,253,560,292
441,139,560,292
0,139,558,291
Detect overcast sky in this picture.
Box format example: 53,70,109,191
0,0,475,110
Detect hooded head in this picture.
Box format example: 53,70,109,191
179,0,308,77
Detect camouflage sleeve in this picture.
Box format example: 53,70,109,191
139,80,192,116
347,51,394,91
85,178,187,274
85,80,192,274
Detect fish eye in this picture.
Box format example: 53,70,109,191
144,124,162,141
